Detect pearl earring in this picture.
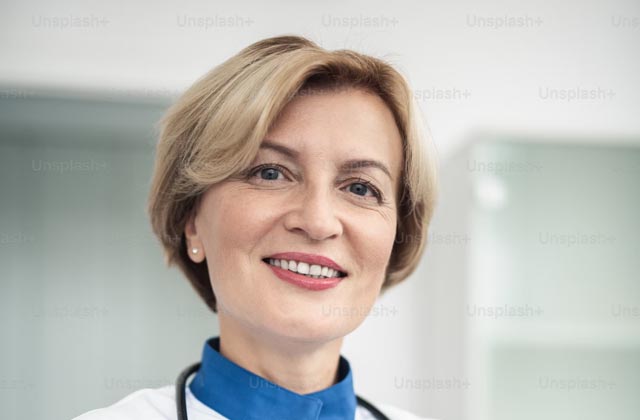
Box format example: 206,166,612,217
191,248,199,254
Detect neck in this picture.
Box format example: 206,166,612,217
217,314,344,395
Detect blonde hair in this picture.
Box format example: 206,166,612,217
147,35,438,313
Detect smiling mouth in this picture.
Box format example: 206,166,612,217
261,258,348,278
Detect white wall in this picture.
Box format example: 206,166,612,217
2,0,639,157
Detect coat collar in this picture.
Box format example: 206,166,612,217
189,336,357,420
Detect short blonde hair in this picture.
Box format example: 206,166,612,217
147,35,438,313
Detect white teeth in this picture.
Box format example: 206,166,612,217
309,264,321,275
266,259,343,278
296,262,309,275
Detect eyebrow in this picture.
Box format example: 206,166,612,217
259,140,393,180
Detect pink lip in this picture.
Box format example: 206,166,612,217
265,252,347,275
263,261,343,291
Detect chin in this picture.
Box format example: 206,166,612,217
264,311,359,345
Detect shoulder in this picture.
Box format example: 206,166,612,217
71,385,176,420
72,386,440,420
357,400,441,420
71,385,225,420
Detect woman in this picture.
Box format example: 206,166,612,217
74,35,438,420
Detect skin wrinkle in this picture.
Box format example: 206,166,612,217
246,136,397,213
184,87,403,395
257,139,395,185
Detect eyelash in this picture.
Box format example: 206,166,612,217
246,163,385,203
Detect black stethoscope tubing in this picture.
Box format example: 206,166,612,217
176,362,390,420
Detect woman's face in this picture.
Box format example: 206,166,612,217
187,87,403,344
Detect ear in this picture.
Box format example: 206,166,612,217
184,209,206,263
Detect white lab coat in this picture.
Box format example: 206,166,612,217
71,384,439,420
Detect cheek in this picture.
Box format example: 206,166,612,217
203,189,268,251
359,216,397,266
348,215,397,298
199,188,277,299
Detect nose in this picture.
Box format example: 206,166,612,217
283,181,344,241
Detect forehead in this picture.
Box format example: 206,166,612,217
263,88,403,180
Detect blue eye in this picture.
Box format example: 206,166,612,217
348,180,381,199
258,167,281,181
246,163,287,181
247,164,384,202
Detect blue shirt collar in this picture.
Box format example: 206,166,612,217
188,336,357,420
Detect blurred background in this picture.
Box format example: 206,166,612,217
1,1,639,419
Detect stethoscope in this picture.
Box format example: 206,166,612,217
177,362,391,420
